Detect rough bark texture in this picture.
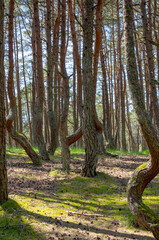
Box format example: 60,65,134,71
123,0,159,238
46,0,58,155
60,0,70,171
81,0,98,177
0,0,8,205
33,0,50,161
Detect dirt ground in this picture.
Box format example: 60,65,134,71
7,153,156,240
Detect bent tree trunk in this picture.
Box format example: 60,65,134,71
6,110,41,165
7,0,41,166
123,0,159,238
0,0,8,205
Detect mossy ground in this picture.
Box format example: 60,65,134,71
1,147,157,239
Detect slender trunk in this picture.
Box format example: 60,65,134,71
140,0,159,130
33,0,50,161
100,49,114,149
19,19,32,142
15,19,22,133
46,0,58,155
0,0,8,205
117,0,126,151
60,0,70,171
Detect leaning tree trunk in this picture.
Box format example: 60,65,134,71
123,0,159,238
81,0,98,177
7,0,41,166
0,0,8,205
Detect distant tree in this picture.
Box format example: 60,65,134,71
140,0,159,130
0,0,8,205
123,0,159,238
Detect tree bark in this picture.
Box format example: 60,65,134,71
81,0,98,177
33,0,50,161
19,19,32,142
0,0,8,205
60,0,70,171
46,0,58,155
123,0,159,238
7,0,41,165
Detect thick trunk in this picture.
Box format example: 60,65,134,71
128,161,159,238
82,0,98,177
0,0,8,204
123,0,159,238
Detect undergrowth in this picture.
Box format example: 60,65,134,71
1,147,156,240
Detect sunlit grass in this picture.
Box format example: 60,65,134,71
3,146,156,239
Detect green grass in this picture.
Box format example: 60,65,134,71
2,146,157,239
106,148,149,155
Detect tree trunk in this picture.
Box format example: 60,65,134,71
33,0,50,161
46,0,58,155
81,0,98,177
7,0,41,165
123,0,159,238
0,0,8,205
19,19,32,142
15,19,23,133
60,0,70,171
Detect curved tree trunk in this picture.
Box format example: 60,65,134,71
7,0,41,166
6,112,41,165
123,0,159,238
0,0,8,205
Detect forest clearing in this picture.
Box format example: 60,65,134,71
0,148,158,240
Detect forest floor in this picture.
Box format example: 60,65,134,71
0,148,158,240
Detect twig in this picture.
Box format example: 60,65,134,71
67,211,103,217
